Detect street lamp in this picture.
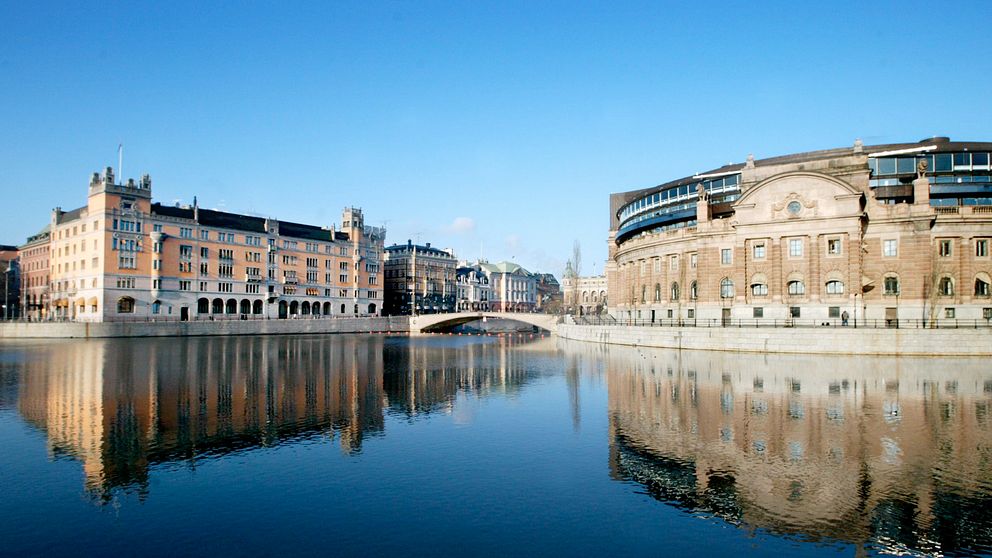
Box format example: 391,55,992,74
3,266,10,320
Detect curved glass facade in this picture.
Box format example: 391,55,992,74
616,174,740,244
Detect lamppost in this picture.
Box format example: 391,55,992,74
3,266,10,320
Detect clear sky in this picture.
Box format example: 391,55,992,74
2,1,990,277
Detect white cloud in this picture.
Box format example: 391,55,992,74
444,216,476,235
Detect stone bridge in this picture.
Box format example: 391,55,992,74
408,312,559,334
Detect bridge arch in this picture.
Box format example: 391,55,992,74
409,312,558,334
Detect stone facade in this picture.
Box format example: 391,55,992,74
609,138,992,326
383,241,457,315
562,274,607,315
18,226,49,320
40,168,384,322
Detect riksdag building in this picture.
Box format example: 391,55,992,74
607,137,992,326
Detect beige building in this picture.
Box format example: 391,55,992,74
45,167,384,321
562,274,607,316
608,137,992,325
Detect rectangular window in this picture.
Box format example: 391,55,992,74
153,224,163,232
200,229,210,240
219,283,233,293
200,247,209,258
753,243,765,259
945,307,956,319
653,258,661,273
829,307,840,318
339,274,348,283
753,307,763,318
179,280,191,291
721,248,732,265
152,279,161,289
939,239,952,257
180,227,193,238
200,281,208,291
219,264,233,278
690,253,697,269
687,309,694,319
789,239,803,257
246,284,260,294
790,306,801,318
670,256,678,270
883,239,898,257
976,239,989,258
827,238,841,255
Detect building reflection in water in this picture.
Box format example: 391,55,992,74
576,339,992,556
10,334,542,503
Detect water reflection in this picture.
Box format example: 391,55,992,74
580,340,992,556
8,335,539,503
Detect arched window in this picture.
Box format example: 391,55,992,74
212,298,224,313
198,298,209,314
720,278,734,299
670,282,680,301
825,280,844,295
751,283,767,296
240,299,251,314
976,277,991,297
641,285,646,303
151,300,161,314
689,281,697,300
117,297,135,313
939,276,954,296
226,299,237,314
654,283,661,302
884,275,900,295
253,300,264,314
787,280,805,295
341,303,346,314
369,303,377,314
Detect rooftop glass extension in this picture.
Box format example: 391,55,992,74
618,174,740,226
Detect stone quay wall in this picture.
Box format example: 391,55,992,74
0,317,410,339
557,323,992,356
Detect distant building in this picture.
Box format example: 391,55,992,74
534,273,562,313
40,167,384,321
0,244,19,319
477,261,537,312
562,274,607,316
18,226,49,320
455,263,491,311
384,240,457,315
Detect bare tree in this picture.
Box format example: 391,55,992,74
569,240,582,316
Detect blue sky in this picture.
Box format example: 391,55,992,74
2,1,990,276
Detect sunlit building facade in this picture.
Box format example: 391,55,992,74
608,137,992,325
45,167,384,321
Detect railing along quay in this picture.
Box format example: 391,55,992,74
571,316,992,330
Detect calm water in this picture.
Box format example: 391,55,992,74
0,334,990,557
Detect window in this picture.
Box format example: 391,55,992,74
179,280,191,291
984,308,992,320
826,280,844,295
721,248,732,265
939,277,954,296
640,285,646,303
977,239,989,257
976,278,990,297
789,239,803,257
751,283,767,296
687,309,695,319
219,283,233,293
939,240,953,257
690,254,697,269
246,284,260,294
720,278,734,299
200,281,208,291
117,297,135,313
690,281,697,300
827,238,841,255
829,307,840,318
945,307,956,319
180,227,193,239
753,307,763,318
670,256,678,270
753,243,765,259
200,229,209,240
790,306,801,318
670,282,680,301
883,239,898,257
653,258,661,273
787,280,805,295
152,300,161,314
654,283,661,302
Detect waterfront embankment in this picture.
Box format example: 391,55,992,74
0,317,409,339
557,323,992,356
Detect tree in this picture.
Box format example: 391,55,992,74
569,240,582,315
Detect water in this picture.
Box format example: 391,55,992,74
0,334,989,557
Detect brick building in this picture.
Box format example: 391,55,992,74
608,137,992,325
